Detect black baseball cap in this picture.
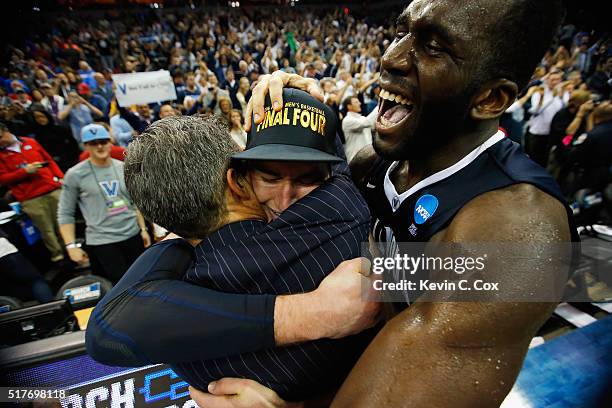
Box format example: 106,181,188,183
232,88,341,163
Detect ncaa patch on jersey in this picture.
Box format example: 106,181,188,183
414,194,438,225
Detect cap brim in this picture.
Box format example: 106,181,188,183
83,136,111,143
232,144,343,163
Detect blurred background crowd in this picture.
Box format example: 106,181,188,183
0,0,610,310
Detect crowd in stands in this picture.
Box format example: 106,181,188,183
500,30,611,200
0,4,611,305
1,7,391,149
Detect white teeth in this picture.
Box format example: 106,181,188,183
380,88,412,106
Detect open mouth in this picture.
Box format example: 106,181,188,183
377,88,414,130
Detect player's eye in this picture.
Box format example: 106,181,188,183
424,40,446,55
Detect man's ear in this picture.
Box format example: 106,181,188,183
470,79,518,120
226,168,250,199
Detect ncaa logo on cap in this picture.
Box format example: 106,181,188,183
414,194,438,225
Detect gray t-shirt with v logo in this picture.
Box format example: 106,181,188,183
58,159,140,245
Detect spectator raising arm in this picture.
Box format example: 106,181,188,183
506,85,543,114
78,94,103,118
566,99,594,135
57,102,73,122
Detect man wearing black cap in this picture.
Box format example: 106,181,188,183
231,88,349,220
87,91,380,401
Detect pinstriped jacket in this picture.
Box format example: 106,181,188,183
173,173,377,401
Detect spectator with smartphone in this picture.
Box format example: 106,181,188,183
0,121,65,262
58,124,151,282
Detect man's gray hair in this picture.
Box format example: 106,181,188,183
124,115,238,238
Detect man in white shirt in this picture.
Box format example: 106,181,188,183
341,97,377,162
525,72,565,166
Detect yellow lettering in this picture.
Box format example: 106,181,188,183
310,112,319,132
293,108,301,126
283,108,290,125
261,110,271,130
257,110,267,131
273,110,283,126
319,115,326,135
300,110,310,128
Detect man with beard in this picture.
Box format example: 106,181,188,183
191,0,579,407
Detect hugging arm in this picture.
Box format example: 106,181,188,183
87,241,377,366
86,240,276,366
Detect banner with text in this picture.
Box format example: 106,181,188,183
112,71,177,107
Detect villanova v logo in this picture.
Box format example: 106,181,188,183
100,180,119,197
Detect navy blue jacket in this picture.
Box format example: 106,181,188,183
86,163,373,399
172,174,374,400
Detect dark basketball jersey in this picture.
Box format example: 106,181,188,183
362,130,579,252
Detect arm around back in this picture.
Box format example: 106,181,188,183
85,239,277,366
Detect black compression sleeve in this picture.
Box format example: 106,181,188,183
85,239,276,367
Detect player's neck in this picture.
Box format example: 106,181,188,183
224,206,266,225
223,189,267,226
393,121,499,193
